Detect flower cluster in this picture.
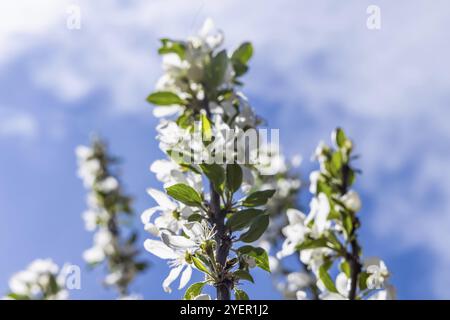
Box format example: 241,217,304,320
76,138,147,297
247,147,321,299
143,19,274,300
4,259,68,300
276,128,395,300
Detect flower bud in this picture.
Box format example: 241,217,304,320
341,190,361,212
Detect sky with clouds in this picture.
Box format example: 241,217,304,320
1,0,450,299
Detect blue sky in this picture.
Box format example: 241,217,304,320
1,0,450,299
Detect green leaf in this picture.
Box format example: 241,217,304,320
226,209,264,231
359,271,370,291
317,180,332,197
48,275,59,295
237,246,270,272
166,184,203,207
319,264,338,293
333,127,347,148
330,151,343,173
205,50,228,89
295,238,329,251
177,110,193,129
192,256,210,275
232,42,253,64
135,262,148,272
158,38,186,59
346,169,356,188
187,213,204,222
231,42,253,76
242,190,276,207
147,91,186,106
6,293,30,300
226,163,243,194
343,213,354,238
340,260,351,278
200,163,225,194
239,214,270,243
184,282,206,300
234,270,254,283
234,288,249,300
201,112,212,142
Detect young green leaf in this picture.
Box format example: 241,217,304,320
184,282,206,300
200,163,225,194
242,190,276,207
205,50,228,88
226,163,243,194
192,256,211,275
234,288,249,300
340,260,351,278
158,38,186,59
295,238,329,251
147,91,186,106
201,112,212,142
6,293,30,300
231,42,253,76
319,264,338,293
237,245,270,272
166,184,203,207
226,209,264,231
239,214,270,243
333,127,347,148
359,271,370,291
187,213,204,222
234,270,254,283
232,42,253,64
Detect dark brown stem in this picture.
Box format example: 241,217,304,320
209,182,232,300
348,239,361,300
341,163,362,300
202,96,232,300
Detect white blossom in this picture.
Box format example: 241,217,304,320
340,190,362,212
7,259,68,300
365,257,390,289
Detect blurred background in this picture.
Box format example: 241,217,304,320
1,0,450,299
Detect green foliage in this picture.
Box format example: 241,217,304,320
234,288,250,300
234,270,254,283
147,91,186,106
226,163,243,194
319,263,338,293
158,38,186,58
226,209,264,231
200,163,225,194
231,42,253,77
237,246,270,272
184,282,206,300
205,50,228,89
239,214,270,243
166,184,203,207
242,190,276,207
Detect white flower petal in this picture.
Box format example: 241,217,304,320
335,272,350,297
161,232,196,249
147,188,176,210
182,222,203,240
162,264,184,293
143,239,177,260
141,207,160,224
178,265,192,289
286,208,306,225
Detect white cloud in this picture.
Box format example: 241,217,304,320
0,111,38,139
2,0,450,297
